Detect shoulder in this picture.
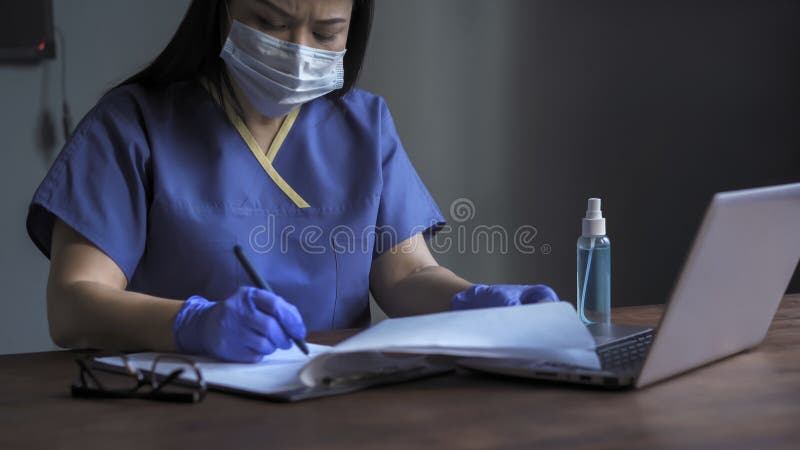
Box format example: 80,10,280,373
309,88,387,118
342,88,395,121
72,81,205,147
64,83,171,158
340,88,386,110
75,83,156,137
307,88,395,133
80,84,145,130
91,80,203,123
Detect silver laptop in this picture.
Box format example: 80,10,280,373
459,182,800,389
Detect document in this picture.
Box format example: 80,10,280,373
95,301,598,401
96,344,332,396
298,301,599,386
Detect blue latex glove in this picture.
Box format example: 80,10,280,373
450,284,560,311
173,286,307,363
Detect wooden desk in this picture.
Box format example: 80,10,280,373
1,294,798,450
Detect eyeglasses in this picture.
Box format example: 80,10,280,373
71,354,207,403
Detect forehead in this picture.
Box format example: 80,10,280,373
251,0,353,19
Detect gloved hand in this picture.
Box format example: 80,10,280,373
173,286,307,363
450,284,560,311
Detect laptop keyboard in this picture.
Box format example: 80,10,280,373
597,331,655,371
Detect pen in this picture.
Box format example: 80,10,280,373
233,245,310,356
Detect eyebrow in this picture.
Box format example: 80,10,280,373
315,18,347,25
256,0,348,25
257,0,291,17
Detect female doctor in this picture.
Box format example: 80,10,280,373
26,0,560,362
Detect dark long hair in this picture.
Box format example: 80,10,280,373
117,0,373,106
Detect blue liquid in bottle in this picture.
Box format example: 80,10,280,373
577,198,611,325
577,235,611,325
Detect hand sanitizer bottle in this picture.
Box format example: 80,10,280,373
577,198,611,325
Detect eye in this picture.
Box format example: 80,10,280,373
258,17,287,31
313,32,336,42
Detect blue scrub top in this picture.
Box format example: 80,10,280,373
26,80,446,331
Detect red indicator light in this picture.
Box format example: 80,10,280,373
37,40,46,51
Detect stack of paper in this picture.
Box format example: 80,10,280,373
298,301,599,385
96,301,598,399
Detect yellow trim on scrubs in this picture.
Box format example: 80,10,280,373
265,109,298,163
224,107,309,208
199,78,310,209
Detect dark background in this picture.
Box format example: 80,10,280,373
360,0,800,308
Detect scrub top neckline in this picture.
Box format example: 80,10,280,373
199,78,310,209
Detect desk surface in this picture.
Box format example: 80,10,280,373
1,294,798,450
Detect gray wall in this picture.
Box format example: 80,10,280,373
359,0,800,307
0,0,190,354
1,0,798,355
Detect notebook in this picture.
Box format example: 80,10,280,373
95,301,598,402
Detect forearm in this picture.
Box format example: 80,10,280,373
376,265,473,317
47,280,184,352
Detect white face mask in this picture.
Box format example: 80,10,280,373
220,20,347,118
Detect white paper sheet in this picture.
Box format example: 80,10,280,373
299,302,599,386
96,302,599,394
95,343,332,395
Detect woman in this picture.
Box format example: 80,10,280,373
26,0,559,362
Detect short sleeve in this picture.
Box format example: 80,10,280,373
26,90,151,281
374,99,446,257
